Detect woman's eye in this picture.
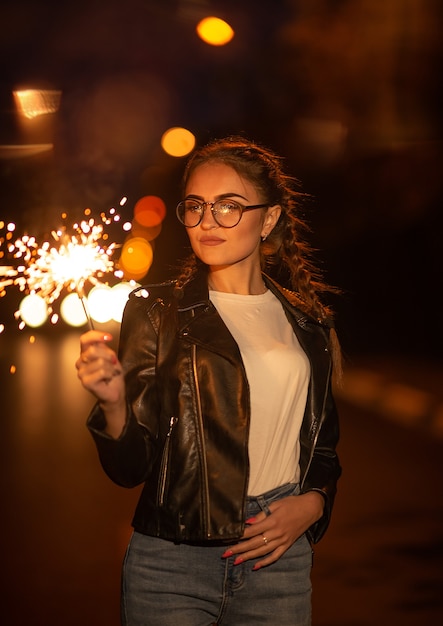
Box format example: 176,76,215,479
217,202,238,213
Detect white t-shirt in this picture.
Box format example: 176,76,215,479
209,289,310,496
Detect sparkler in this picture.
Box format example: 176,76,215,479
0,266,17,292
0,206,126,330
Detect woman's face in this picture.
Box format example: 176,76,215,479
184,162,279,271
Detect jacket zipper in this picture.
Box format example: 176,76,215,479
158,416,178,507
191,342,212,538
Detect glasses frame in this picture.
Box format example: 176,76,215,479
176,199,269,228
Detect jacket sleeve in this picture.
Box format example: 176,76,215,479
86,291,162,488
301,373,341,544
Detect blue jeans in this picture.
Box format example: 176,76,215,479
121,483,313,625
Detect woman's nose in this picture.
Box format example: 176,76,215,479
200,204,218,229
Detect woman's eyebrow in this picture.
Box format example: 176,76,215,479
185,192,249,201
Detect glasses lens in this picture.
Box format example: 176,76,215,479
213,200,242,227
176,200,244,228
177,201,202,227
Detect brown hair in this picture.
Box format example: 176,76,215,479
182,137,335,304
176,136,342,375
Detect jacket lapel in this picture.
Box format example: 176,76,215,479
175,270,331,383
179,303,243,365
176,271,242,364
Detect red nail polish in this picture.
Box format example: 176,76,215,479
233,557,243,566
245,517,257,524
221,549,233,558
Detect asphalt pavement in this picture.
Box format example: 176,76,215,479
336,353,443,441
312,353,443,625
1,333,442,625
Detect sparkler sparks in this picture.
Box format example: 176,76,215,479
11,223,116,302
0,206,127,329
0,266,17,292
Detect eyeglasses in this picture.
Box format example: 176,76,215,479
176,199,268,228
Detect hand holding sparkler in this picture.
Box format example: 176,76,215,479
76,330,127,439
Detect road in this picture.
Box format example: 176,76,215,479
312,398,443,625
1,330,442,625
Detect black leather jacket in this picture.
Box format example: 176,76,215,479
87,271,341,544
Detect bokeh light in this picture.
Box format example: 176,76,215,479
196,17,234,46
161,127,195,157
119,237,153,281
134,195,166,228
87,284,113,324
60,292,88,327
13,89,62,118
19,293,48,327
131,221,162,242
110,282,138,322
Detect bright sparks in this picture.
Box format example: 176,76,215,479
16,222,116,303
0,209,124,326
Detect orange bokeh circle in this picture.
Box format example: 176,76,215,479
134,195,166,228
120,237,153,277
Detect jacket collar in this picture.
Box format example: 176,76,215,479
176,267,319,329
175,269,240,364
174,267,330,367
176,267,209,311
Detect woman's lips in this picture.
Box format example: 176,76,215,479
199,236,225,246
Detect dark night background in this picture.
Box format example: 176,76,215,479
1,3,443,625
1,0,442,361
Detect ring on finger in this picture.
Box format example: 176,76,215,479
262,534,268,545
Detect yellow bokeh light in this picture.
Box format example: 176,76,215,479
120,237,153,278
87,285,114,324
13,89,62,119
196,16,234,46
161,127,196,157
60,292,88,327
111,282,139,322
19,293,48,327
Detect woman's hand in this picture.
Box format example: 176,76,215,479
75,330,126,437
222,491,324,570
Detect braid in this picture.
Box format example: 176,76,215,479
271,210,333,322
179,135,342,379
174,253,200,294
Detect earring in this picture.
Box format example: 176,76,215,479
261,233,267,241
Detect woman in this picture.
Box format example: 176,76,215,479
76,136,341,625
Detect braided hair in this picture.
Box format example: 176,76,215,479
179,138,332,313
176,136,342,376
